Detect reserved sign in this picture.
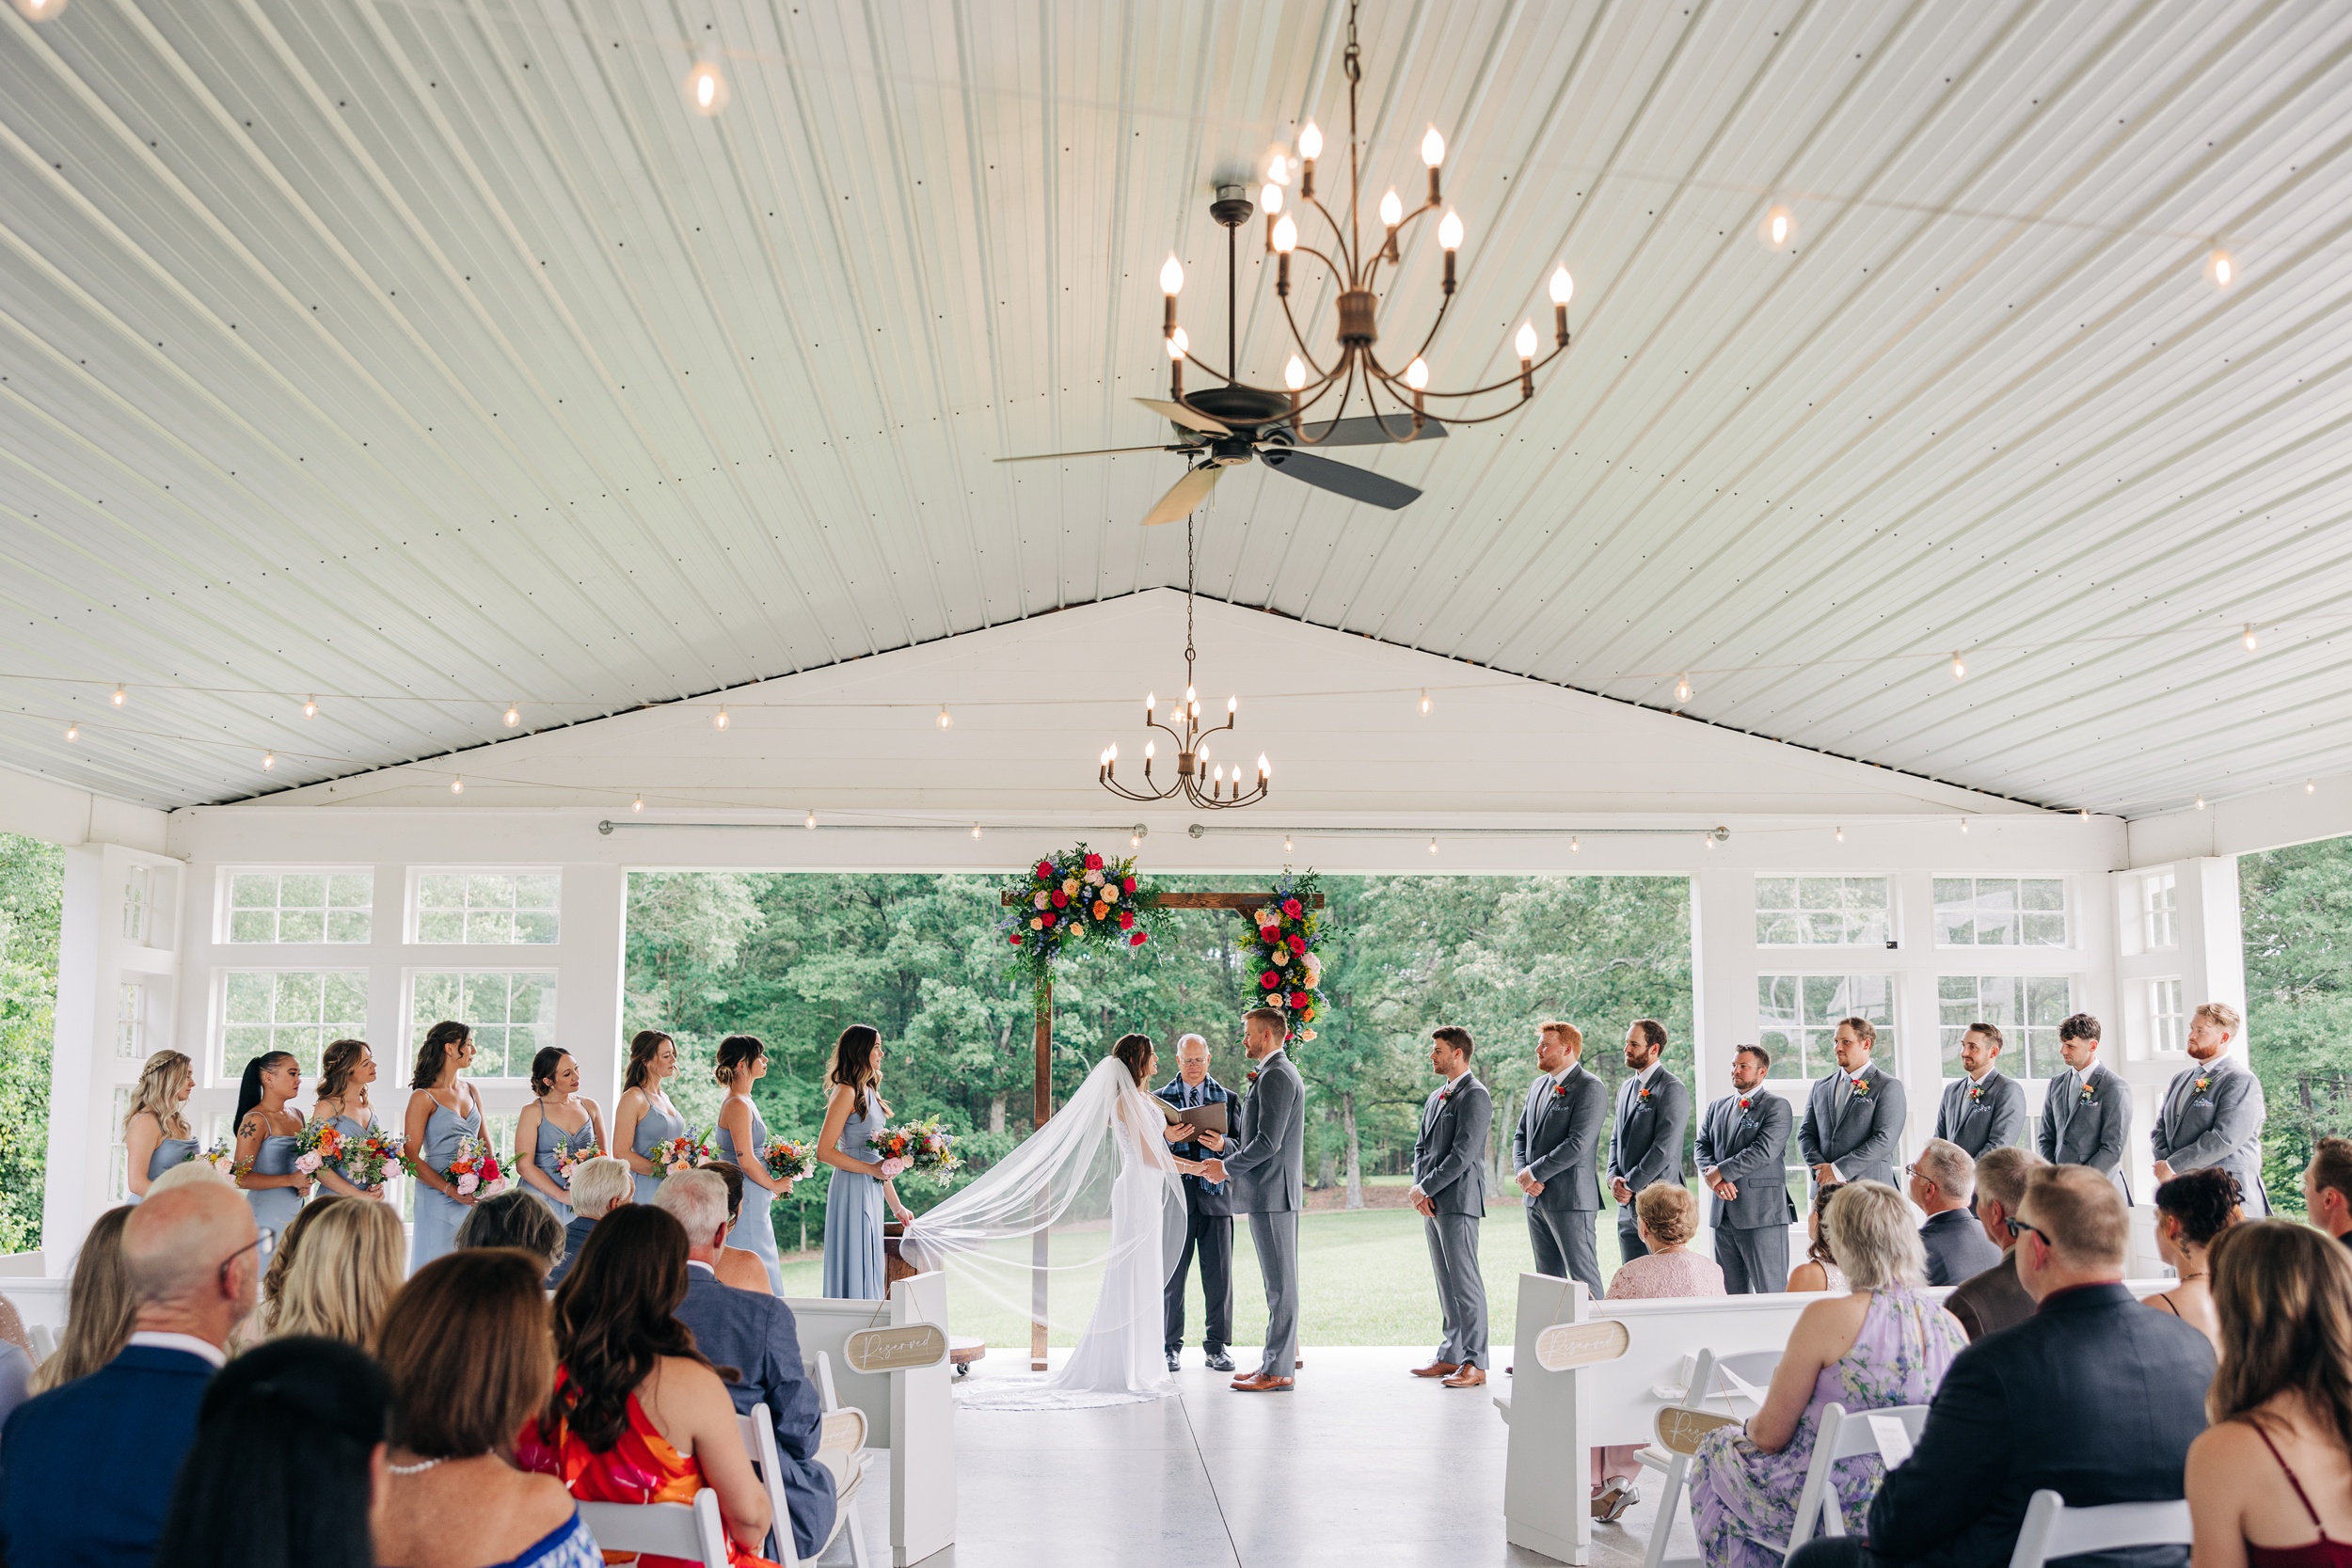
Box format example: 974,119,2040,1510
845,1323,949,1373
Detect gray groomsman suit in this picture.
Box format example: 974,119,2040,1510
2151,1053,2268,1214
1412,1069,1494,1369
1694,1089,1795,1294
1222,1046,1307,1379
1512,1064,1607,1299
1608,1064,1691,1262
2038,1059,2134,1204
1933,1069,2028,1158
1797,1060,1907,1188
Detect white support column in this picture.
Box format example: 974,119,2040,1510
1689,865,1751,1100
562,863,628,1105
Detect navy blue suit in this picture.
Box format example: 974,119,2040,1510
0,1343,215,1568
1155,1073,1237,1354
674,1267,836,1560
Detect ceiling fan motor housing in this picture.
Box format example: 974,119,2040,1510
1337,289,1379,346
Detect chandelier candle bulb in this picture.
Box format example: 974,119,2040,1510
1422,125,1446,203
1551,266,1574,343
1406,357,1430,390
1257,753,1270,781
1298,121,1322,198
1438,210,1464,293
1284,355,1307,392
1517,322,1538,394
1380,188,1404,260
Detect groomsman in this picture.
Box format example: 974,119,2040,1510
2151,1002,2268,1213
1409,1027,1494,1389
1933,1022,2028,1157
1798,1017,1907,1188
2038,1013,2133,1203
1607,1020,1691,1263
1695,1044,1795,1293
1155,1033,1238,1371
1512,1022,1608,1299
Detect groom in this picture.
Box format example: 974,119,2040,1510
1202,1006,1304,1393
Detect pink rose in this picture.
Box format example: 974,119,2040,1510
294,1151,323,1174
455,1172,480,1196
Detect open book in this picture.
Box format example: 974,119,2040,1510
1155,1098,1228,1135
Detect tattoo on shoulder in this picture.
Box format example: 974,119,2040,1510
238,1116,262,1140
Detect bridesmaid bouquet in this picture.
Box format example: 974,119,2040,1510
760,1137,818,1181
410,1133,507,1196
194,1139,234,1172
656,1129,713,1174
338,1128,404,1190
293,1120,346,1176
867,1118,960,1178
551,1131,600,1181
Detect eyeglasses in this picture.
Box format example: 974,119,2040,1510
217,1227,276,1291
2004,1217,2050,1246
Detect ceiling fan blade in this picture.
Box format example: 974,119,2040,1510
1261,448,1422,510
1134,397,1234,436
1141,465,1223,526
1297,413,1449,446
994,445,1180,464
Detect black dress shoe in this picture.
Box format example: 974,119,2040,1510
1204,1350,1234,1372
1166,1350,1182,1372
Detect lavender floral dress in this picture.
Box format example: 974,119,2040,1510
1690,1287,1965,1568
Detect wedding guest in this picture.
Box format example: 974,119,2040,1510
1788,1165,2214,1568
2038,1012,2133,1202
660,1168,841,1560
516,1046,606,1227
405,1021,487,1272
1785,1180,1849,1293
1515,1021,1609,1300
374,1250,600,1568
1910,1140,2001,1287
2185,1220,2352,1568
152,1336,389,1568
1931,1023,2026,1158
232,1050,313,1235
613,1029,689,1205
1798,1018,1906,1188
714,1035,789,1292
548,1155,633,1290
0,1181,260,1568
253,1195,347,1345
454,1188,568,1279
1691,1181,1965,1568
0,1338,27,1434
1158,1031,1238,1371
2145,1165,2243,1347
703,1161,782,1293
1609,1019,1691,1262
1944,1148,2043,1340
2308,1137,2352,1246
1408,1026,1493,1389
1594,1184,1725,1521
2152,1002,2268,1212
818,1024,912,1299
1696,1044,1795,1295
520,1205,780,1564
121,1049,197,1199
27,1204,135,1394
310,1038,391,1201
269,1195,405,1348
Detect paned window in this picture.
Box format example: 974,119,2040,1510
1755,877,1891,946
1938,976,2073,1080
1933,878,2067,947
1758,974,1897,1079
416,873,560,944
117,982,145,1059
2143,873,2178,950
227,872,373,943
2152,978,2186,1053
109,1086,131,1201
220,971,369,1077
410,971,556,1079
123,864,151,943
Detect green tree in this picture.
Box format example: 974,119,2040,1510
2239,836,2352,1210
0,835,64,1253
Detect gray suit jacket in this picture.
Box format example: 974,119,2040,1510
1412,1073,1493,1218
1512,1064,1606,1212
673,1268,835,1561
2039,1061,2133,1203
2151,1056,2268,1214
1797,1062,1907,1187
1694,1090,1795,1230
1608,1067,1690,1196
1919,1208,2004,1287
1934,1070,2028,1158
1223,1048,1305,1214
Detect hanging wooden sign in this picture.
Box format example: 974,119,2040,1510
845,1323,949,1374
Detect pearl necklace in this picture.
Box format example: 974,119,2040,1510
387,1455,450,1476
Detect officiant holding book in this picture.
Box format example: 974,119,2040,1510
1155,1033,1236,1372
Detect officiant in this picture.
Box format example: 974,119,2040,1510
1156,1032,1238,1373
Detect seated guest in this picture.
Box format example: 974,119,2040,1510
1945,1148,2043,1341
1910,1140,2002,1287
374,1251,598,1568
152,1336,389,1568
1788,1164,2215,1568
518,1204,780,1565
250,1194,347,1346
547,1154,632,1289
2185,1221,2352,1568
1785,1180,1848,1291
1692,1181,1966,1568
269,1195,406,1349
1594,1183,1724,1521
454,1187,569,1280
659,1169,841,1560
2145,1165,2242,1348
2306,1137,2352,1246
705,1161,783,1294
0,1181,260,1568
26,1204,135,1394
147,1156,234,1195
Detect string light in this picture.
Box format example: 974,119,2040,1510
1569,836,1580,853
110,685,125,706
1758,204,1797,251
683,61,727,116
936,705,952,730
504,704,520,727
631,795,644,813
713,707,730,730
972,823,983,840
1420,689,1431,715
11,0,69,20
302,697,318,719
1283,834,1295,854
1675,674,1691,705
2196,796,2207,810
1428,836,1438,855
2310,780,2318,794
2243,625,2259,652
1130,829,1142,848
451,776,464,795
262,750,275,769
1959,817,1969,833
2206,250,2237,291
1703,832,1716,849
804,810,817,830
63,723,77,741
1950,653,1967,680
1836,826,1845,843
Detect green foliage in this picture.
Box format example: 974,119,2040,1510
0,835,64,1253
2240,836,2352,1212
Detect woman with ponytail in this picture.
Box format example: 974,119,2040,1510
403,1021,485,1272
818,1025,910,1299
517,1047,607,1226
712,1036,788,1292
232,1052,312,1236
310,1039,389,1202
611,1031,686,1205
122,1050,197,1199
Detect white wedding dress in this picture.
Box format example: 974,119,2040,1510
902,1056,1184,1409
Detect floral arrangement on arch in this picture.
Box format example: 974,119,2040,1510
1250,869,1326,1042
1001,843,1156,989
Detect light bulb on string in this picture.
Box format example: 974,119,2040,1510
1420,689,1431,715
1959,817,1968,833
262,751,275,770
936,705,952,729
2196,796,2207,810
1428,836,1438,855
632,795,644,814
1835,826,1845,843
302,697,317,719
1758,205,1796,251
110,685,125,706
2243,625,2259,652
1130,829,1141,848
451,776,464,795
1704,832,1715,849
1950,653,1967,680
683,60,727,116
504,704,520,727
2310,780,2318,794
11,0,69,20
1569,836,1580,853
713,706,730,730
804,810,817,830
1283,834,1295,854
2205,250,2237,291
64,723,77,741
972,823,983,840
1675,674,1691,705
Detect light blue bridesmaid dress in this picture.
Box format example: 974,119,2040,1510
628,1094,686,1204
532,1112,589,1226
139,1134,198,1199
410,1098,481,1274
324,1113,382,1195
823,1095,887,1299
246,1132,307,1237
715,1099,785,1292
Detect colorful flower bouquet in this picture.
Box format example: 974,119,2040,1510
336,1127,405,1191
194,1139,234,1172
550,1131,600,1182
656,1129,713,1174
409,1133,507,1197
1250,868,1326,1043
761,1137,818,1182
999,844,1157,987
293,1119,346,1177
868,1118,959,1180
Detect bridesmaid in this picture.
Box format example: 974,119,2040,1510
818,1025,911,1300
310,1038,390,1202
516,1047,607,1227
404,1020,485,1273
713,1035,791,1293
612,1031,687,1205
122,1050,197,1200
232,1052,312,1237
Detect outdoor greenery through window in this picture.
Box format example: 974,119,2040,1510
2151,977,2186,1053
1938,975,2071,1079
1757,974,1895,1078
220,970,368,1077
1755,876,1890,946
416,871,559,944
1933,878,2066,946
413,971,557,1078
227,870,373,943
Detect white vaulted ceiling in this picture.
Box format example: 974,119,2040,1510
4,0,2351,818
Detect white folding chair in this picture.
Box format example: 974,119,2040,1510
2007,1489,2193,1568
1635,1348,1783,1568
742,1402,871,1568
26,1324,56,1366
1762,1402,1931,1565
577,1489,730,1568
803,1353,877,1568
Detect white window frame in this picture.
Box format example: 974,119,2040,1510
2150,977,2186,1053
1931,877,2070,949
407,868,564,946
123,864,151,943
1936,974,2075,1082
1757,973,1899,1082
215,968,373,1081
1754,876,1894,947
217,866,376,945
406,968,560,1083
2142,872,2178,951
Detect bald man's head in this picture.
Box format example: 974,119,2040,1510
122,1180,257,1319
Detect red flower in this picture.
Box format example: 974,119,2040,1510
1121,876,1136,894
1261,971,1280,990
1130,931,1147,946
1288,933,1306,955
1282,897,1303,918
1118,911,1136,930
1009,933,1023,945
1035,860,1054,879
1084,853,1104,871
1050,890,1068,908
1041,911,1057,927
1287,990,1309,1007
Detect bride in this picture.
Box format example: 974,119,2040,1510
903,1033,1205,1408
